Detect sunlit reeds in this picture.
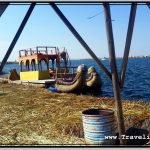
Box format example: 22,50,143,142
0,82,149,145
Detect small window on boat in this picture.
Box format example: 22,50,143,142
26,60,30,71
39,59,49,71
31,59,36,71
20,60,26,72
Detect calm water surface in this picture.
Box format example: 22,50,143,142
3,58,150,102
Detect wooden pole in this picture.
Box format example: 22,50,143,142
146,3,150,9
0,3,35,73
50,2,112,80
103,3,126,145
0,3,9,17
120,3,137,88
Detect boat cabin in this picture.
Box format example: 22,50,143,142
18,46,76,81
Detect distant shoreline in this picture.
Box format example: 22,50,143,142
0,56,149,64
0,61,18,65
79,56,150,60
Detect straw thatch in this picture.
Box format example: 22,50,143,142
0,82,149,145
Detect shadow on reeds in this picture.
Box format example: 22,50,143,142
116,119,150,145
126,127,149,145
127,118,150,145
0,92,7,96
74,88,102,97
115,128,149,146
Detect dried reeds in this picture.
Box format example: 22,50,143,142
0,82,149,145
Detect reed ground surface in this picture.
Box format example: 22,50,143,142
0,81,150,146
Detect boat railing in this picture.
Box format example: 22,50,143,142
55,66,77,81
36,46,59,55
19,46,60,57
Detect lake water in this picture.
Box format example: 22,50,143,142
2,58,150,102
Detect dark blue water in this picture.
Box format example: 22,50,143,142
3,58,150,102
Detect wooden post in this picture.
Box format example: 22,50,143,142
0,3,35,73
120,3,137,88
30,48,32,55
36,46,38,54
146,3,150,9
103,3,126,145
46,46,48,54
50,2,112,80
0,3,9,17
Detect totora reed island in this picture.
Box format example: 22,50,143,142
0,2,150,147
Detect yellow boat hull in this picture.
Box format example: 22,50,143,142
20,70,50,80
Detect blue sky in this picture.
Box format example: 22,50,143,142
0,3,150,61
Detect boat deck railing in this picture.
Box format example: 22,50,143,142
54,66,77,81
19,46,59,57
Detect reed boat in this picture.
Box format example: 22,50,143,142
86,66,101,90
55,64,87,93
8,46,102,93
18,46,71,81
55,65,101,93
